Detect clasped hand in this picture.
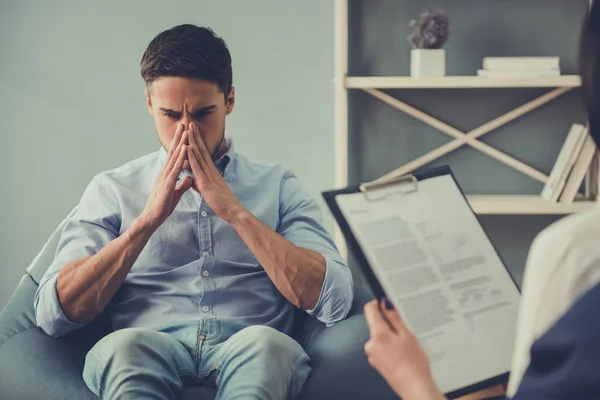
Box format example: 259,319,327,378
142,123,245,230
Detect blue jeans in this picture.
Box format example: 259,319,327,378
82,319,311,400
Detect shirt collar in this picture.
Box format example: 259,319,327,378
158,131,235,176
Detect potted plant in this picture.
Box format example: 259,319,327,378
407,8,450,77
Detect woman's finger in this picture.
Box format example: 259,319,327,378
364,300,393,341
380,298,409,335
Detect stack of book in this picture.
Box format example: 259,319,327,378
542,123,597,203
477,57,561,78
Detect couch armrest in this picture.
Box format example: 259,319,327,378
295,286,396,400
0,273,99,400
0,274,38,347
297,312,397,400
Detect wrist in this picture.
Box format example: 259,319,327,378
396,376,445,400
133,213,159,238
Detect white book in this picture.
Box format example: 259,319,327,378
483,57,560,71
559,130,596,203
584,150,598,200
477,69,560,78
541,124,587,202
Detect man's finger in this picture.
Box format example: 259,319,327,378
167,142,187,182
168,123,184,158
174,174,193,199
380,298,410,335
187,146,203,180
166,130,187,175
188,130,205,170
364,300,393,341
166,129,186,173
190,123,211,165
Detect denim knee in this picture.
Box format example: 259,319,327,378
82,328,181,395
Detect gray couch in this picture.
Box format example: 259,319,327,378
0,209,397,400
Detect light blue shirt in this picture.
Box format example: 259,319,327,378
34,134,353,338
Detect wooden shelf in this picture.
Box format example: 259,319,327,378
467,195,596,215
332,0,595,257
345,75,582,89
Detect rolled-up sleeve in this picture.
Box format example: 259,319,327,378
277,171,353,326
34,174,120,338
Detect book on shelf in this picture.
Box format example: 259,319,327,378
559,129,596,203
479,56,561,78
482,57,560,71
477,69,561,78
541,123,588,202
585,149,599,201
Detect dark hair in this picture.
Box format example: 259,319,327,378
580,3,600,146
140,24,233,97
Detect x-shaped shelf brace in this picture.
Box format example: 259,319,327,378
363,86,574,184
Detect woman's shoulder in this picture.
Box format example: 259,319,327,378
507,205,600,395
532,204,600,262
528,204,600,302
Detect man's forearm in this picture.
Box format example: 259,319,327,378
56,215,156,323
231,210,326,310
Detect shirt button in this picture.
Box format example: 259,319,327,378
203,270,209,277
202,306,210,312
201,211,208,217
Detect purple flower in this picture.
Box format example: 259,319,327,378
407,8,450,49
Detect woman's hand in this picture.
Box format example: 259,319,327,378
364,299,445,400
364,299,507,400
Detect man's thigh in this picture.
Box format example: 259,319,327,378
200,325,310,390
83,327,196,394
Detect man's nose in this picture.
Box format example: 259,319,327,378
181,115,191,130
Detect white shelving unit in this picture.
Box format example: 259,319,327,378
333,0,597,255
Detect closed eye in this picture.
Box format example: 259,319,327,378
161,110,182,120
158,105,216,120
192,109,214,120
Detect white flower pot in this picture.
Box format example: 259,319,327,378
410,49,446,77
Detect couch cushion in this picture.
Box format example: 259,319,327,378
0,327,97,400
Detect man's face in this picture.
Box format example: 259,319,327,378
145,77,235,164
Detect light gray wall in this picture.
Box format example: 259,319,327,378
1,0,589,308
347,0,589,288
0,0,334,308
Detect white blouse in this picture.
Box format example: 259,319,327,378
508,203,600,396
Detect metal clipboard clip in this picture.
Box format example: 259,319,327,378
359,174,418,201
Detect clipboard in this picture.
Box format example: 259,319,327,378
322,165,520,399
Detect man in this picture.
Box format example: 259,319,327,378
34,24,353,400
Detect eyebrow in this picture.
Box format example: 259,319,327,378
159,105,217,117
